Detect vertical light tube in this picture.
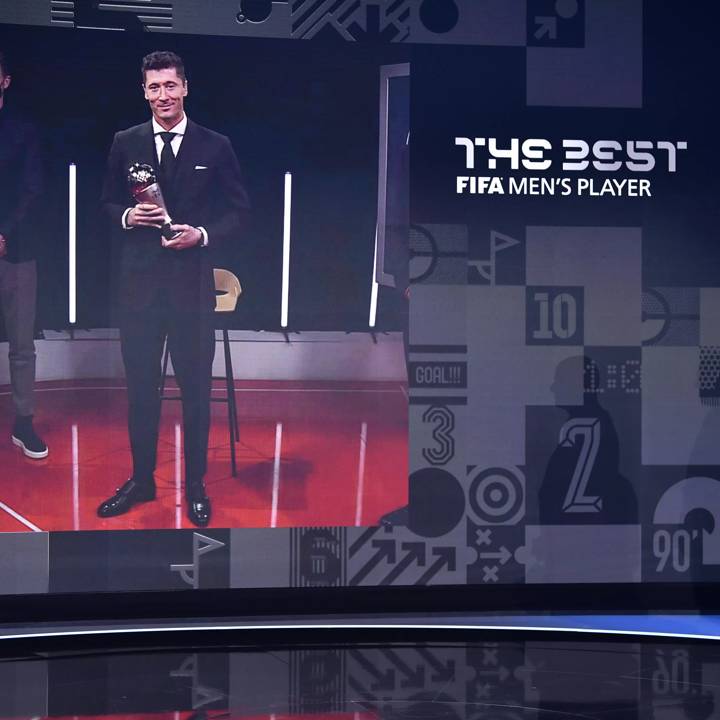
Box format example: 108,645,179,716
271,421,283,528
368,225,380,328
175,422,182,529
68,163,77,325
281,172,292,328
72,424,79,531
355,422,368,527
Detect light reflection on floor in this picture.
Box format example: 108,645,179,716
0,380,408,531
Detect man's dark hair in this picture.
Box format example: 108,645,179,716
0,50,9,77
141,51,185,83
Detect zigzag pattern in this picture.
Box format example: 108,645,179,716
290,0,412,41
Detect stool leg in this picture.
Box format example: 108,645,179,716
160,341,170,398
223,329,237,477
224,329,240,441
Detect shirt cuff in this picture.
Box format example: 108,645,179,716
121,208,134,230
198,226,209,247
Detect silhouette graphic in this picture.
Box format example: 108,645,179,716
539,356,638,524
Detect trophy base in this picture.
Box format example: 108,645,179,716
161,223,182,241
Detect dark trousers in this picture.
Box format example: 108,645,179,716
0,259,37,417
120,294,215,497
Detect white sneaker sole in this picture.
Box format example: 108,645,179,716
12,435,49,459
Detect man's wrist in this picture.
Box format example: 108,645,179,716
197,226,208,247
121,207,134,230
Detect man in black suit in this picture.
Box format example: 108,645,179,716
97,51,249,526
0,50,49,459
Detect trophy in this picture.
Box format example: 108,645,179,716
127,162,180,240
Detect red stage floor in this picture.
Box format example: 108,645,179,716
0,380,408,531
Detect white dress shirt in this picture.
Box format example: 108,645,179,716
151,114,186,163
122,114,207,246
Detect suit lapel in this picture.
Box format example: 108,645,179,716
135,121,157,174
171,119,200,203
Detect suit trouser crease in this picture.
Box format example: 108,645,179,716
0,259,37,417
120,299,215,494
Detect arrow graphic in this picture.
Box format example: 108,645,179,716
350,540,396,586
416,547,456,585
479,547,512,565
348,674,382,705
475,666,511,682
416,648,456,683
347,4,401,42
380,542,426,585
350,650,396,691
382,648,425,689
534,15,558,39
350,526,380,557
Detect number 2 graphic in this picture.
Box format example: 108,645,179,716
559,418,602,513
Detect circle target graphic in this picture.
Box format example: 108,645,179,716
469,467,524,524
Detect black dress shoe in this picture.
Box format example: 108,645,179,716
187,492,211,527
97,479,156,518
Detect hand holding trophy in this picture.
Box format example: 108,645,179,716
127,163,181,241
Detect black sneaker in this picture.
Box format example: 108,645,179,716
11,415,49,459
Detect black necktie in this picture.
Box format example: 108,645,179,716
159,132,177,181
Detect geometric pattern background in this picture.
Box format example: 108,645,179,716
2,0,720,596
4,0,582,48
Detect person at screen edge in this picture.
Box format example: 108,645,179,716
97,50,249,527
0,50,49,460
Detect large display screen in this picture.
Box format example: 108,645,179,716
0,0,717,607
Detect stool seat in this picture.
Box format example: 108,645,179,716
214,268,242,313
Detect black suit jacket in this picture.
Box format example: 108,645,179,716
102,118,249,311
0,105,44,263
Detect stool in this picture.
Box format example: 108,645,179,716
160,268,242,476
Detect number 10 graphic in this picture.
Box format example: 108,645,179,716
534,292,577,340
526,287,584,345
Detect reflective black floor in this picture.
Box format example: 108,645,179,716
2,638,719,719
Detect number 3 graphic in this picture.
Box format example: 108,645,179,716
422,405,455,466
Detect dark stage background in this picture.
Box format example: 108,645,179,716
0,24,408,331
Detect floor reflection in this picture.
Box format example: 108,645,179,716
2,639,719,719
